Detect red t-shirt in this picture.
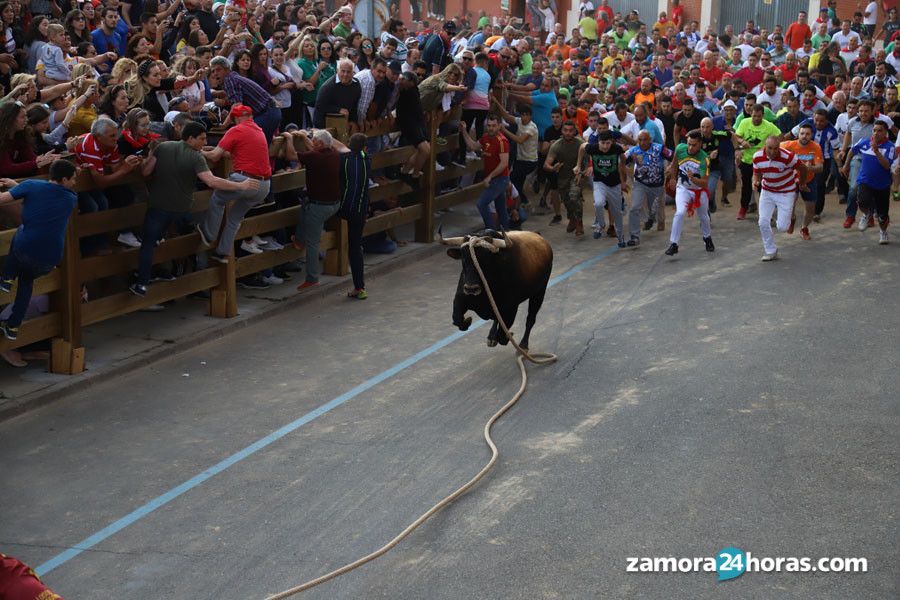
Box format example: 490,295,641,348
776,64,798,83
784,22,811,50
219,119,272,178
699,65,725,85
74,134,121,173
595,5,614,25
672,5,684,28
480,133,510,178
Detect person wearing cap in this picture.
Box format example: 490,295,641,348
130,121,260,297
422,20,456,75
196,103,272,263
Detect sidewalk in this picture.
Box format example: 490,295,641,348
0,206,487,421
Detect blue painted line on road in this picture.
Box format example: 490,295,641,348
35,244,619,577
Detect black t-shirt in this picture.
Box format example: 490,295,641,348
657,112,676,150
584,142,624,185
542,124,562,152
675,109,709,137
700,133,729,170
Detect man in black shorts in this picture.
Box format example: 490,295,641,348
538,107,564,223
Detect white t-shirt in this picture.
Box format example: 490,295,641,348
736,44,757,60
831,30,861,47
756,89,784,112
603,110,635,131
515,117,540,163
864,1,878,26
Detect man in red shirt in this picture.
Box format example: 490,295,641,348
733,53,765,91
784,11,811,50
699,52,725,86
776,53,799,84
197,104,272,263
74,116,143,253
753,135,808,260
595,0,614,27
460,113,511,230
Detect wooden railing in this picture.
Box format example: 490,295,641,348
0,107,486,374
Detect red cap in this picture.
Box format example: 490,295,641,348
721,72,733,79
229,103,254,119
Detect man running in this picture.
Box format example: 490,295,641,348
843,120,895,244
665,130,715,256
781,122,823,240
624,130,672,246
753,136,808,261
544,120,585,236
734,104,782,220
576,129,627,246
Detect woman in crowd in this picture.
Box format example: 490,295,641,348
23,16,48,74
64,9,92,48
0,101,58,179
98,83,130,126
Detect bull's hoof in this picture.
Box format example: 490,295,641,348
454,316,472,331
486,336,498,347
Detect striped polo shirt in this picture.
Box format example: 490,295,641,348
752,147,799,193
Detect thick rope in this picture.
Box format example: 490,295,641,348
265,242,557,600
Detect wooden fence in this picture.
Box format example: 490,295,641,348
0,107,485,374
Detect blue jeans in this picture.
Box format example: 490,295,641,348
254,104,282,144
846,155,862,217
707,169,721,211
476,176,510,230
296,201,339,283
2,239,54,328
137,207,193,285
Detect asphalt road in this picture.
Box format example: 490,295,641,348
1,197,897,600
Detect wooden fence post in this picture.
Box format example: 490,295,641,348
49,210,84,374
207,156,239,318
415,110,441,244
325,114,350,144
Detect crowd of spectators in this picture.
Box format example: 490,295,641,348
0,0,898,348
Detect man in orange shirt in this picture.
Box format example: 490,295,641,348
784,11,812,51
781,122,823,239
546,36,572,65
632,77,656,110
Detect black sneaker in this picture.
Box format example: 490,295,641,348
151,271,176,282
549,215,562,225
0,320,18,341
129,282,148,297
643,219,654,231
704,236,715,252
664,243,679,256
617,241,627,248
0,278,13,293
238,275,270,290
626,237,639,247
209,251,229,264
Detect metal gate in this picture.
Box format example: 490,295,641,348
718,0,809,35
605,0,661,30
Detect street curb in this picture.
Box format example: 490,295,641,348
0,243,446,423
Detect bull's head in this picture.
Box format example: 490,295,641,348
439,227,512,296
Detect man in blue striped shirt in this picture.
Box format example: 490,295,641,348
209,56,282,144
790,108,840,219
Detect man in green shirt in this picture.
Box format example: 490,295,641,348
810,23,830,49
665,131,714,256
544,120,586,236
733,104,782,220
332,7,354,39
610,22,633,50
130,121,260,297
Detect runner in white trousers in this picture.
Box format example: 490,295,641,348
753,136,808,261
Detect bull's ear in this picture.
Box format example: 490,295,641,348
446,248,463,260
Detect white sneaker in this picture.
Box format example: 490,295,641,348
260,236,284,250
117,232,141,248
879,230,889,244
252,235,268,246
241,240,264,254
858,214,869,231
261,274,284,285
466,151,478,160
761,251,779,262
435,163,445,171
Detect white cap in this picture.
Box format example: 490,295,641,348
722,99,737,109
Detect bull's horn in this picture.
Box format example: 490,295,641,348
490,234,509,250
438,226,465,246
501,229,513,248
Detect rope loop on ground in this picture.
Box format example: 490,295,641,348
265,242,557,600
